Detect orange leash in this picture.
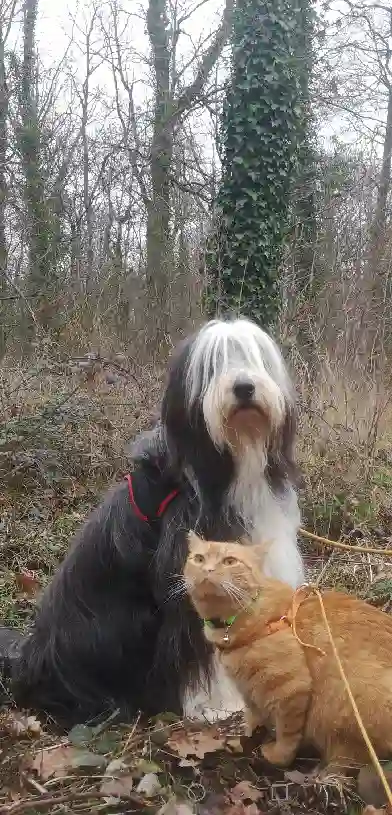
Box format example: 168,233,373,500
283,586,326,656
294,584,392,806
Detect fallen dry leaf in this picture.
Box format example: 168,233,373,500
100,758,134,800
25,715,42,735
105,758,128,775
284,769,313,785
158,796,195,815
32,746,73,781
201,800,259,815
136,772,162,797
229,805,259,815
199,793,230,815
167,727,225,759
14,569,41,596
362,807,387,815
0,711,42,738
198,792,260,815
100,774,134,800
132,758,163,778
358,767,392,808
229,781,263,804
32,745,106,780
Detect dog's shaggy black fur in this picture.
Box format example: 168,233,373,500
11,440,243,726
0,320,300,727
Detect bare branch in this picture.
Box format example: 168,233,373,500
173,0,234,122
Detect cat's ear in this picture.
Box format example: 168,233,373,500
187,530,204,549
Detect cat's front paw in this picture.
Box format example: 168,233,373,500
261,740,295,768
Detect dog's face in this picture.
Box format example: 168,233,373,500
203,365,286,452
186,319,291,453
161,318,298,490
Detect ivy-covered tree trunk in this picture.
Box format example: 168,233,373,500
207,0,309,328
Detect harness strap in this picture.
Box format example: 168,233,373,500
124,473,179,524
156,488,180,518
214,585,326,657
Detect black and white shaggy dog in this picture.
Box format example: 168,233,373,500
4,317,304,727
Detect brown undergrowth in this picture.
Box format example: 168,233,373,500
2,345,392,813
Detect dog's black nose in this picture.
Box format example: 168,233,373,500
233,378,255,402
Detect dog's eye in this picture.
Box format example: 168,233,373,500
223,556,237,566
193,554,205,564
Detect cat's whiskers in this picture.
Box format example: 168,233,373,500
166,575,191,603
221,580,250,609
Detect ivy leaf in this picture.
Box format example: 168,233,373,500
70,749,108,771
68,723,95,747
94,730,122,754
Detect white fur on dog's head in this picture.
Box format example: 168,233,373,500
185,318,294,455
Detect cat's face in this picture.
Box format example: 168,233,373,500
184,532,265,618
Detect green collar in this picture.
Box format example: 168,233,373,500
203,591,262,635
204,614,237,629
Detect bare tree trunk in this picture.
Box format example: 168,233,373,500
20,0,52,332
145,0,234,350
369,87,392,270
79,8,99,295
145,0,173,347
82,71,94,288
365,84,392,368
0,22,8,355
0,24,7,271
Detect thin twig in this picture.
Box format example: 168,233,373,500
1,789,144,815
20,774,47,796
0,269,39,328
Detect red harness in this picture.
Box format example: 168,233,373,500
124,473,179,524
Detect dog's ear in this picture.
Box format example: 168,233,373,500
187,530,204,549
249,542,270,565
237,539,269,565
237,535,253,547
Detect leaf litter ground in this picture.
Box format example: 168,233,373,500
2,706,386,815
4,355,392,813
3,538,392,815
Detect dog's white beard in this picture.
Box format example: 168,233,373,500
228,444,304,587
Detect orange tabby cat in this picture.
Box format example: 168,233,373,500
184,531,392,771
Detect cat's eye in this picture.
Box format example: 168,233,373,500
223,556,238,566
193,554,205,564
